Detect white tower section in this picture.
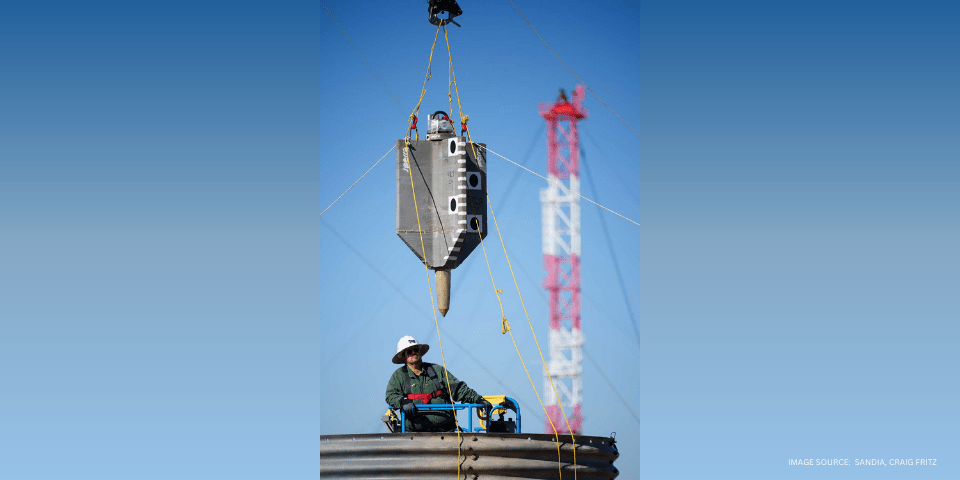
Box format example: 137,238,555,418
539,86,587,434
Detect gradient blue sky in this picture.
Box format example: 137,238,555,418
1,1,957,479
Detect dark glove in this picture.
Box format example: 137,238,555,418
400,399,418,417
480,399,493,416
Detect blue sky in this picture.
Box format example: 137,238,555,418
1,1,957,478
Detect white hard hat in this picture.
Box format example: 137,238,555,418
392,335,430,364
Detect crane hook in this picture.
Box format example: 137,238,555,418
427,0,462,27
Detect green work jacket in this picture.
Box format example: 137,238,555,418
385,362,484,432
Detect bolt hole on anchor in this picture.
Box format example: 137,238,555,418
450,139,457,154
470,217,480,230
450,198,457,212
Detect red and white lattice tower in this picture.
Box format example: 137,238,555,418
539,85,587,434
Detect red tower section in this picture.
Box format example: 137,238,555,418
539,86,587,434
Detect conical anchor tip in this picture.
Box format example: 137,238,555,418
436,269,451,317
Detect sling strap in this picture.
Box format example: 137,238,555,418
402,364,449,404
407,389,445,404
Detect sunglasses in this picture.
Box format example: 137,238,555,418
405,347,420,355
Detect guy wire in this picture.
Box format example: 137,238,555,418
474,224,568,478
320,146,395,217
482,145,641,227
508,0,641,137
487,194,579,479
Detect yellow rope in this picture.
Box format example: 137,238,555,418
402,136,463,479
443,23,576,476
474,226,565,478
487,194,579,479
508,0,640,138
442,25,474,158
447,51,455,127
410,24,442,122
403,26,461,478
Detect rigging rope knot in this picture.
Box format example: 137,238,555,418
408,114,418,131
460,114,469,133
501,317,511,334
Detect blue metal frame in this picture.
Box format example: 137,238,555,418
392,397,521,433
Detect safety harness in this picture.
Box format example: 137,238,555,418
402,364,449,404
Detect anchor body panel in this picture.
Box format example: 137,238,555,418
396,137,487,270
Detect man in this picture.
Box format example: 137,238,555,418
385,335,491,432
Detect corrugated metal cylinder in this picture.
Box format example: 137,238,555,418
319,432,619,479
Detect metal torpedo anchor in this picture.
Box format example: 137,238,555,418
397,111,487,316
